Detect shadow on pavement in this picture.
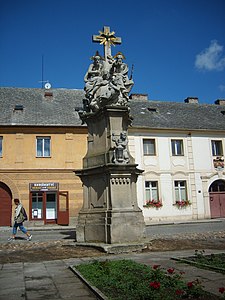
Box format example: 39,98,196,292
60,230,76,240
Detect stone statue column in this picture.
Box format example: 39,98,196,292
74,27,145,251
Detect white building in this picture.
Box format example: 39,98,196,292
129,94,225,223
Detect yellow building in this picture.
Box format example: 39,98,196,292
0,87,87,226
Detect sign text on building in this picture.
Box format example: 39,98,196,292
30,182,59,192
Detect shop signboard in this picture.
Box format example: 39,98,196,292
30,182,59,192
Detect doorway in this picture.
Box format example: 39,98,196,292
31,192,57,224
0,182,12,226
209,179,225,218
30,191,69,225
46,192,57,224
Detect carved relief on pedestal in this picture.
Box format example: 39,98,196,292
111,177,130,185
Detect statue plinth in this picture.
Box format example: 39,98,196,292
75,106,145,244
80,106,133,168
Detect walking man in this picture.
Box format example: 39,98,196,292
8,198,32,241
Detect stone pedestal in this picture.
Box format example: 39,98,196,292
75,106,145,244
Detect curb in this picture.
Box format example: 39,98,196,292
69,265,108,300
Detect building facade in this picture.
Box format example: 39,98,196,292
0,88,87,226
128,95,225,223
0,88,224,227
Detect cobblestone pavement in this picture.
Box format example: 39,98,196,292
0,230,224,264
148,230,225,240
1,231,225,251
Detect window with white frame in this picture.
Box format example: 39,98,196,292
31,192,43,219
145,181,159,203
143,139,156,155
174,180,187,202
211,140,223,156
171,139,184,156
36,137,51,157
0,137,2,157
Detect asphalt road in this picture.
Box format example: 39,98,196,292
146,219,225,237
0,218,224,243
0,227,76,243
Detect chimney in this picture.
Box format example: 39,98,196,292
129,93,148,101
215,99,225,106
184,97,199,104
44,91,53,98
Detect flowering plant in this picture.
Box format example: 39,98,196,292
173,199,191,209
76,259,222,299
144,199,163,208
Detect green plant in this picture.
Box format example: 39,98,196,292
75,259,216,300
193,250,225,270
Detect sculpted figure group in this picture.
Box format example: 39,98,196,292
84,51,134,112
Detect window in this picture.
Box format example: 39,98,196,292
174,181,187,202
209,179,225,192
36,137,51,157
143,139,156,155
211,140,223,156
171,139,184,156
31,192,43,219
0,137,2,157
145,181,159,203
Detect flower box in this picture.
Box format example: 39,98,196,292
144,200,163,209
173,200,191,209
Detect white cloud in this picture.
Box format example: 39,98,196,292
195,40,225,71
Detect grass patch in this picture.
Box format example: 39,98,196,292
193,250,225,269
75,259,220,299
173,251,225,274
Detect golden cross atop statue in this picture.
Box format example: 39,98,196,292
92,26,122,60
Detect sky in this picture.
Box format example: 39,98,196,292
0,0,225,104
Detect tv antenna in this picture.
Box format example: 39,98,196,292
38,54,52,89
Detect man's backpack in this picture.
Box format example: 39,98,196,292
21,207,28,221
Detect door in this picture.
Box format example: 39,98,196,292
57,191,69,225
210,193,225,218
46,193,57,224
0,182,12,226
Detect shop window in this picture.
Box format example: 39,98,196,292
31,192,43,219
211,140,223,156
171,139,184,156
36,137,51,157
143,139,156,155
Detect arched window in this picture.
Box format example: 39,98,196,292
209,180,225,192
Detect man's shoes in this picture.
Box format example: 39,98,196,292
7,237,15,241
27,235,32,241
